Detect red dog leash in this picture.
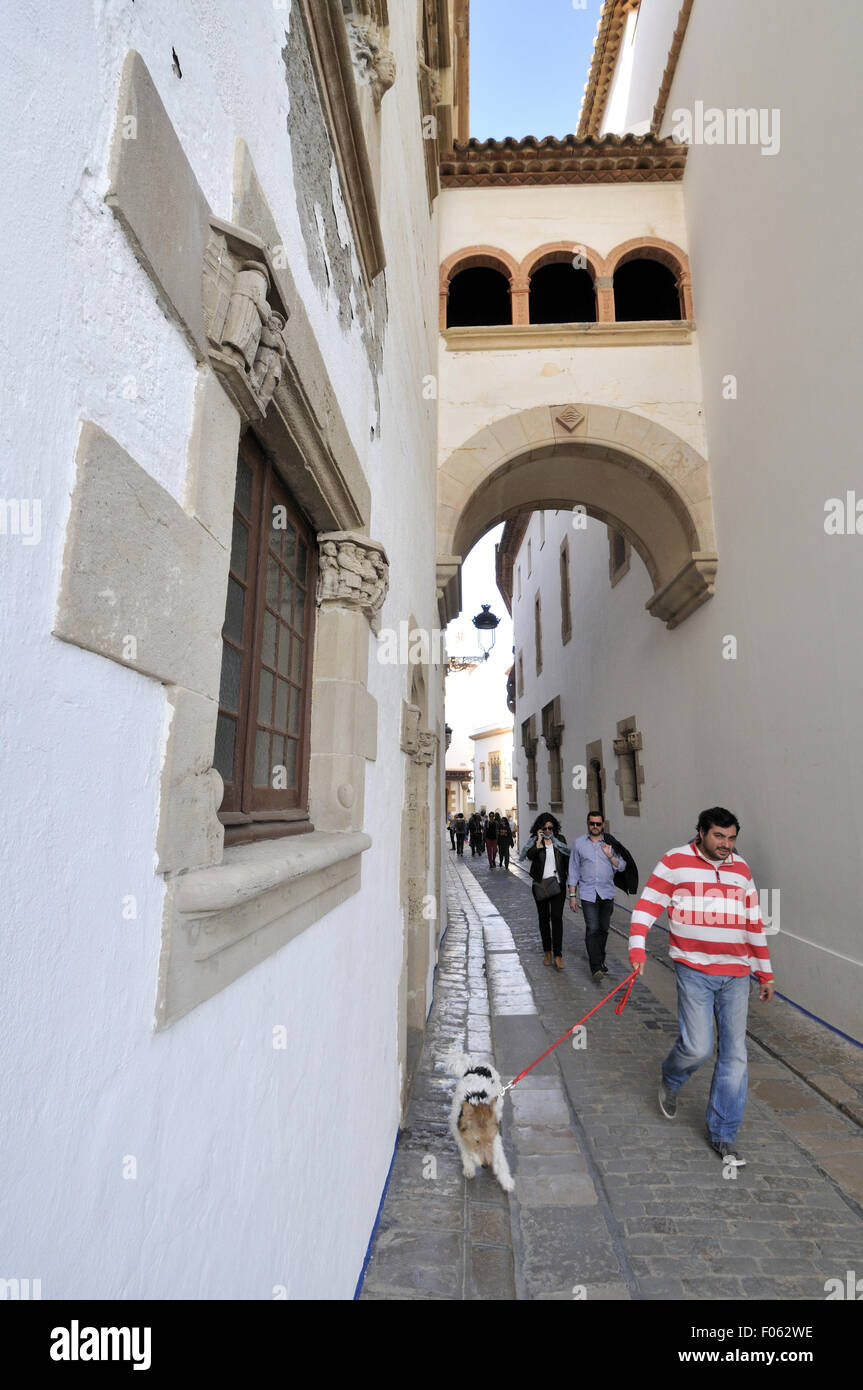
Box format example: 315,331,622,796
502,969,638,1092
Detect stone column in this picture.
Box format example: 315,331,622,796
595,276,615,322
309,531,389,833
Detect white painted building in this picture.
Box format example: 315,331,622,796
470,724,516,820
1,0,463,1299
488,0,863,1043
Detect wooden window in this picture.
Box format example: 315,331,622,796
214,434,317,843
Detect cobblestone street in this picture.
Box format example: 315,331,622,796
360,854,863,1302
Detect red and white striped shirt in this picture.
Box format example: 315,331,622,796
628,841,773,981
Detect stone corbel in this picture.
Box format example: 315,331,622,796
316,530,389,633
413,730,438,767
612,737,628,757
401,701,421,757
342,2,396,108
202,218,290,423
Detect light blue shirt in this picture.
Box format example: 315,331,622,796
567,834,623,901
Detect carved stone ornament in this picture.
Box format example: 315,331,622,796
202,219,290,423
413,730,437,767
612,737,629,756
316,530,389,632
343,2,396,109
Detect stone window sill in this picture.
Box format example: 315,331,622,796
176,831,372,915
158,831,371,1027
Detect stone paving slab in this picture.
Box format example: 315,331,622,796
360,854,863,1303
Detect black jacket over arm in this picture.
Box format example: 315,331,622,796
605,834,638,895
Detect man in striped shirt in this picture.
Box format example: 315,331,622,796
628,807,775,1166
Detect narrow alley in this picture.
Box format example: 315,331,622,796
360,855,863,1301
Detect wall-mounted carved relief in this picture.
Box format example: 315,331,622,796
202,220,290,423
316,530,389,631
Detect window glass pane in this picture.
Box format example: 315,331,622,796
277,627,291,677
235,456,252,517
294,585,306,636
262,611,277,667
296,537,308,581
230,515,248,580
280,573,294,624
266,553,280,610
284,737,298,787
290,636,302,682
257,669,274,726
223,578,245,645
283,524,296,571
270,507,285,556
253,729,271,787
271,734,286,782
219,642,242,713
288,685,300,736
214,713,236,785
275,678,290,731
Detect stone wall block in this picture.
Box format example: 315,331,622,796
184,369,242,549
106,50,212,360
156,686,224,874
54,421,227,699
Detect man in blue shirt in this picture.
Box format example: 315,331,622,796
568,813,625,982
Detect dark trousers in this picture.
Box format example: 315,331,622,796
536,888,565,956
499,842,511,868
449,829,456,849
455,834,465,856
582,895,614,971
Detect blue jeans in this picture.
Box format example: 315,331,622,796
662,964,751,1144
581,895,614,972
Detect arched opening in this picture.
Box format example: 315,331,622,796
529,262,597,323
447,266,512,327
437,405,717,630
614,258,682,321
589,758,605,823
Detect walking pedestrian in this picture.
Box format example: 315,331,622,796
628,806,775,1167
520,811,570,970
453,812,467,856
497,816,514,869
485,812,499,867
447,814,456,850
468,812,482,857
567,812,631,982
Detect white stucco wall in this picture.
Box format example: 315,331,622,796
471,727,516,819
1,0,440,1298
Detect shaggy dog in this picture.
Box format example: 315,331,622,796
447,1052,514,1192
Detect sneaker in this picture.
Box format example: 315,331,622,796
658,1081,678,1119
591,969,604,983
599,963,609,976
711,1140,746,1166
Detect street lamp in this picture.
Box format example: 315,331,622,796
446,603,501,672
471,604,500,660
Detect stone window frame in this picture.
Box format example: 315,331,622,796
517,650,524,699
541,696,565,809
298,0,387,287
55,53,390,1028
489,750,501,790
521,716,538,809
534,591,542,676
560,534,572,644
613,716,644,817
585,738,607,826
480,761,486,783
608,524,631,587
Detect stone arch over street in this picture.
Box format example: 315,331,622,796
437,404,718,629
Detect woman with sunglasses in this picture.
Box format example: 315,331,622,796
519,811,570,970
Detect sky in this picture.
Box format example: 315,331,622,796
468,0,606,140
445,526,514,772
